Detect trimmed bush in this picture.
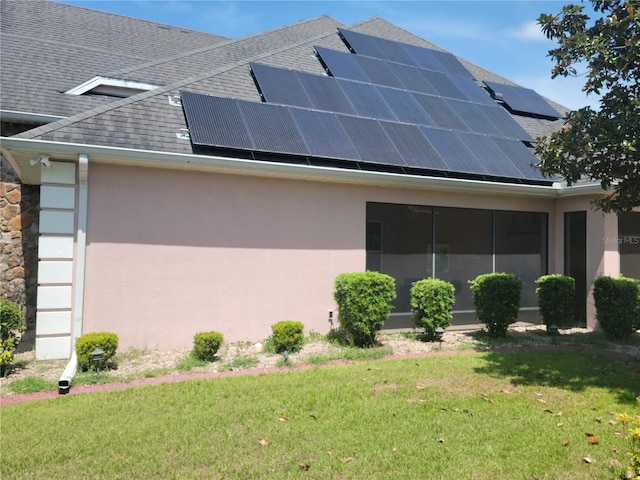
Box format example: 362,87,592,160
0,300,26,373
535,274,575,329
193,331,224,362
334,271,396,347
410,278,455,340
469,273,523,337
270,321,304,353
593,276,640,338
75,332,119,371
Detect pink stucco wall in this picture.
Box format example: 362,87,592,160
82,163,580,350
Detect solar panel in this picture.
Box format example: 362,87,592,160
479,104,533,141
448,75,496,106
371,36,416,66
297,71,356,115
484,81,562,118
290,108,360,160
337,79,396,121
458,133,525,179
419,70,466,100
337,115,405,166
237,100,309,155
447,99,503,137
353,55,404,89
429,49,473,78
338,28,383,57
379,121,447,170
376,86,435,126
390,63,438,95
421,128,486,174
181,91,254,150
412,94,469,131
401,43,444,71
315,46,369,82
491,137,547,180
250,63,312,108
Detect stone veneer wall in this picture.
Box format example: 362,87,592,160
1,155,40,336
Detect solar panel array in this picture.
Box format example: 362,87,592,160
484,81,562,118
182,29,555,184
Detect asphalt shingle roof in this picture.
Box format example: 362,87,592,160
3,3,568,175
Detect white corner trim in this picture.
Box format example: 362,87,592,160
72,154,89,343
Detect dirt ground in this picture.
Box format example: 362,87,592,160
2,324,639,399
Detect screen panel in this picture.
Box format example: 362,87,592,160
337,115,405,166
237,100,309,155
181,91,255,150
250,63,312,108
315,46,369,82
290,108,360,161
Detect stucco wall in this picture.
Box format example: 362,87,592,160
81,163,561,350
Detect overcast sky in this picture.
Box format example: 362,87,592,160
58,0,602,111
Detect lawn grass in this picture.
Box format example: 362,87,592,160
2,350,639,479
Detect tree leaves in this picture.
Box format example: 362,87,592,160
536,0,640,212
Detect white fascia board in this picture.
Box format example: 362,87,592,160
64,76,161,96
0,136,567,198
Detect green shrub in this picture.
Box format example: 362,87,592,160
410,278,455,340
334,271,396,347
270,321,304,353
0,300,26,373
535,274,575,329
192,331,224,362
469,273,523,337
593,276,640,338
75,332,119,371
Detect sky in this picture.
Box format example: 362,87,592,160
57,0,602,111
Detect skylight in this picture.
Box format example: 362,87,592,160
65,77,161,98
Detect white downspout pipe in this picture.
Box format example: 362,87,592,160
58,154,88,394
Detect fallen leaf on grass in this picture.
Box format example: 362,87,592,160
613,430,622,435
326,451,333,456
258,439,269,446
609,419,617,425
437,438,445,443
309,415,317,421
392,447,397,453
587,435,599,444
298,462,310,471
502,389,512,394
537,398,547,404
557,422,564,427
582,456,592,464
342,456,354,463
561,440,569,447
595,417,603,423
278,416,289,422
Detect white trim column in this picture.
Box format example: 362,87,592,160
36,161,77,359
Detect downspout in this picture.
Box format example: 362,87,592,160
58,154,88,394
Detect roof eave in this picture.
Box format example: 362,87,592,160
0,137,588,198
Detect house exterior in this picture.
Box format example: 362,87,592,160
1,1,638,360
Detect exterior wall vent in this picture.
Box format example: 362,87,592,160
65,77,162,98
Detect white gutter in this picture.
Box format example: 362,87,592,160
0,137,566,198
0,110,65,125
58,153,89,395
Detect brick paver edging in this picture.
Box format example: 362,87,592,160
2,344,639,407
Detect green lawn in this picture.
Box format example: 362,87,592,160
2,350,639,479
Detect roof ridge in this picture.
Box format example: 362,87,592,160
15,22,343,141
48,1,228,40
107,14,339,80
0,31,150,64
